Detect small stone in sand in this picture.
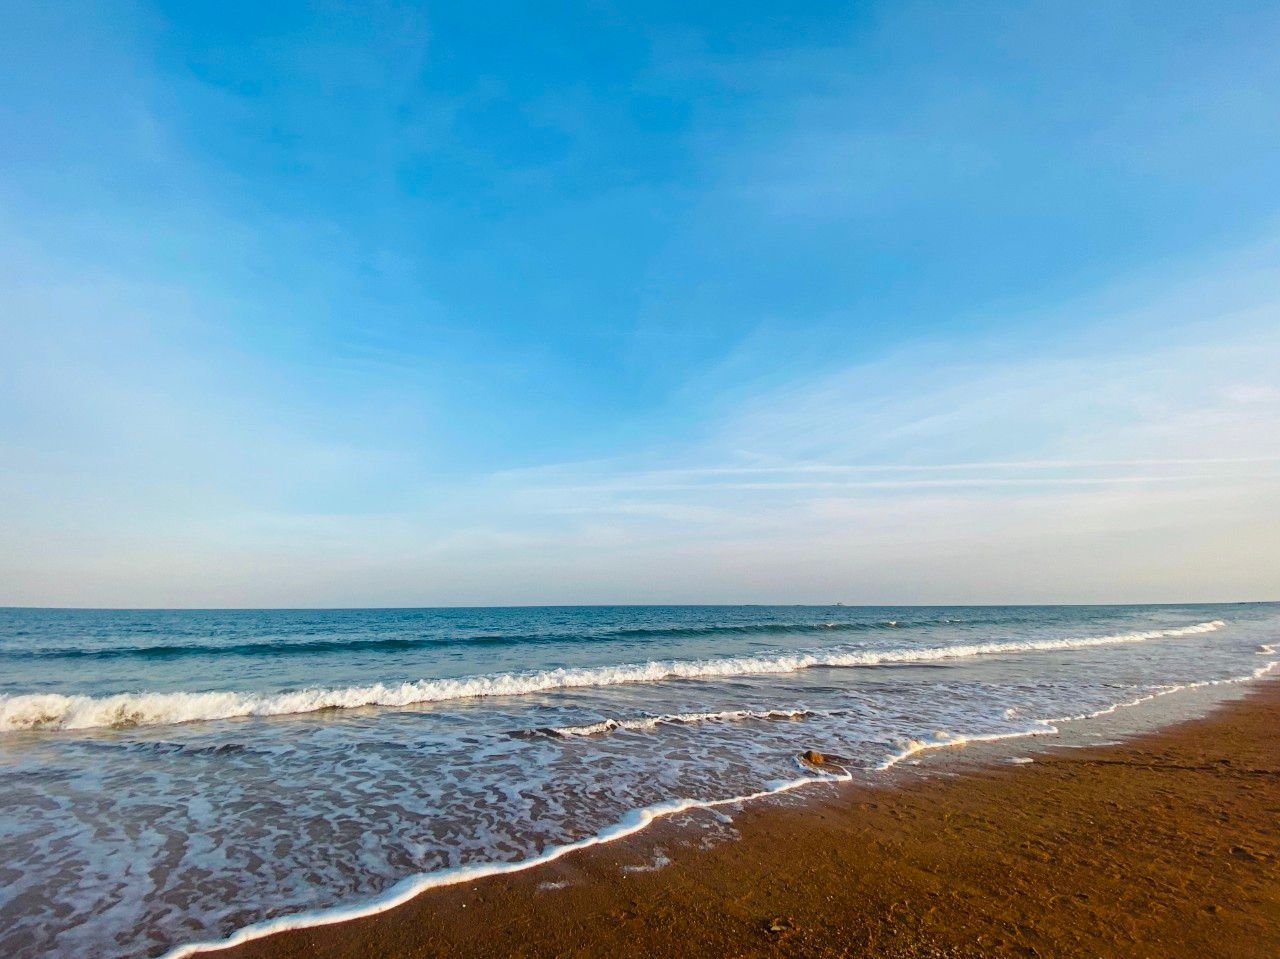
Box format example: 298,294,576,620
801,750,826,766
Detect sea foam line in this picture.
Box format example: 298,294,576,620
547,707,817,738
0,620,1225,732
160,766,851,959
876,641,1279,771
162,633,1277,959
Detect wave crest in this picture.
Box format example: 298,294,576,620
2,618,946,662
0,620,1225,733
544,708,818,738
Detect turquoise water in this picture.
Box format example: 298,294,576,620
1,603,1277,957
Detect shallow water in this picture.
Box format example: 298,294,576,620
1,603,1276,958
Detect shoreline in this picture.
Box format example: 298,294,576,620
189,676,1280,959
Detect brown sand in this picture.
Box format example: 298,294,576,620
209,683,1280,959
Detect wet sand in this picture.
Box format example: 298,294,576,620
206,682,1280,959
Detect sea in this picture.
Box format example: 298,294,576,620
1,603,1277,958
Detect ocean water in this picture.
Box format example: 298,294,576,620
1,603,1277,958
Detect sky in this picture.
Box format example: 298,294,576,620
2,0,1278,607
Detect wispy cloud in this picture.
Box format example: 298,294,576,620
538,474,1249,494
520,455,1280,494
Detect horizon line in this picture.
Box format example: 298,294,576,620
2,599,1276,613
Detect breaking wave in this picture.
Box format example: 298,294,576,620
542,707,818,738
0,620,1225,733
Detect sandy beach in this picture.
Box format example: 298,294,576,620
195,680,1280,959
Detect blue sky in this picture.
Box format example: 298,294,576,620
2,1,1279,606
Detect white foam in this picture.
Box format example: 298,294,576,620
878,643,1279,771
550,708,815,737
159,767,850,959
0,620,1227,733
621,850,672,873
1050,644,1277,723
877,725,1059,769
